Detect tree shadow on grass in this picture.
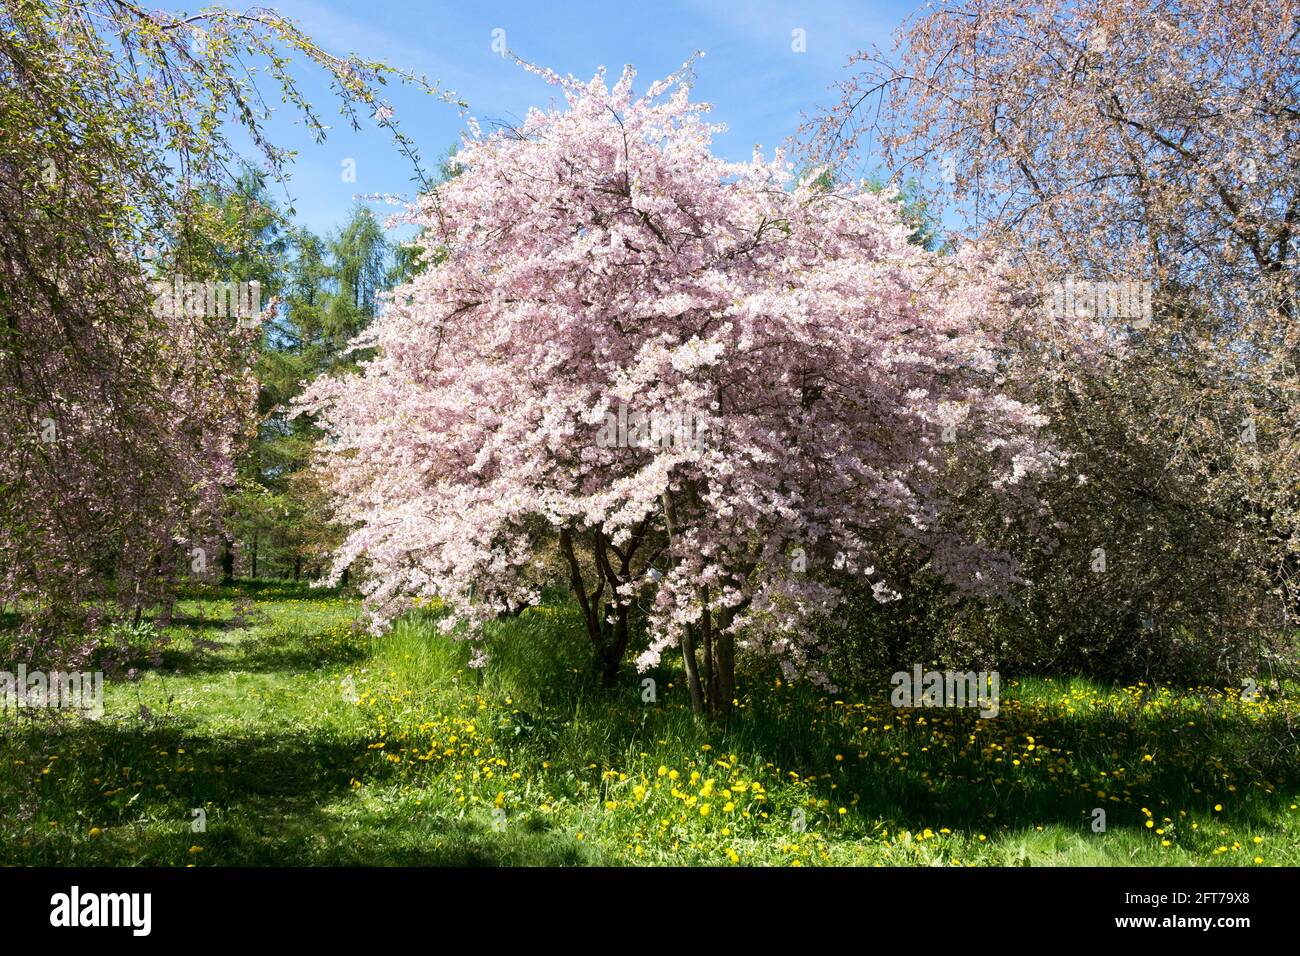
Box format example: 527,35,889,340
0,717,588,866
157,625,366,677
173,579,346,603
233,631,366,675
159,616,242,632
743,693,1300,837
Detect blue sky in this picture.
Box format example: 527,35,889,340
234,0,922,238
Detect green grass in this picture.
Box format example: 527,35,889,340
1,582,1297,866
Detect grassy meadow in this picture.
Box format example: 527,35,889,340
1,581,1297,866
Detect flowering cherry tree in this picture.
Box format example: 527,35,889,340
304,61,1059,715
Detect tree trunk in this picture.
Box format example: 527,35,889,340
715,619,735,719
601,602,630,685
559,527,609,677
701,594,715,710
698,592,734,721
707,590,717,712
560,525,641,684
680,623,705,716
220,538,235,585
661,491,707,715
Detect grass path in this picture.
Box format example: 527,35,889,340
0,584,587,864
2,581,1298,866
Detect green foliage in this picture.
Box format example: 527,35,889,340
223,150,464,585
795,165,940,250
225,203,394,582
